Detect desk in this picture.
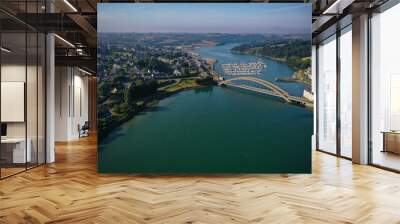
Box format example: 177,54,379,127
1,138,31,163
382,131,400,154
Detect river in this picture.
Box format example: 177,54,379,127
98,43,313,173
195,43,308,96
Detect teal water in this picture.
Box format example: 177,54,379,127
98,43,313,173
195,43,308,96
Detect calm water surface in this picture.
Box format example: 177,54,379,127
195,43,308,96
99,43,312,173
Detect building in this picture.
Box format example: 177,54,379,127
0,0,399,223
303,88,314,101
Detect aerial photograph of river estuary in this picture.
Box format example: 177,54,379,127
97,3,313,173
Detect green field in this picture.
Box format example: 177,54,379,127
164,79,199,93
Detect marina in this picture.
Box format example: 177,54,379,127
221,61,266,76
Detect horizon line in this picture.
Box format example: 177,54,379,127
98,32,310,35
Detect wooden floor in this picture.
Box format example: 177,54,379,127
1,135,400,224
1,167,26,178
372,151,400,171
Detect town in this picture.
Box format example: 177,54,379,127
97,35,217,138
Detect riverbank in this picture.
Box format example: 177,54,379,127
230,50,310,73
99,78,215,140
275,76,310,86
275,67,311,86
230,50,287,63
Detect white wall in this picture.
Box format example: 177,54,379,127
72,73,89,138
55,66,69,141
1,65,41,137
1,64,26,81
55,67,89,141
1,65,26,139
1,63,46,164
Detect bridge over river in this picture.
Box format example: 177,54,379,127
218,76,313,108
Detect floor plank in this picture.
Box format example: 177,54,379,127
1,135,400,223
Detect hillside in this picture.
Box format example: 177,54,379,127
231,40,311,71
231,40,311,86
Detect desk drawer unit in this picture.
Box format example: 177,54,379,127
383,132,400,154
1,139,32,164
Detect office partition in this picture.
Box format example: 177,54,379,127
0,1,47,179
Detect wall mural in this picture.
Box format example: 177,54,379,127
97,3,313,173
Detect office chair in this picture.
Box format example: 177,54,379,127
78,121,90,138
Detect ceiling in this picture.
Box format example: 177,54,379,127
0,0,390,73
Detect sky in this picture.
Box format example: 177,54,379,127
98,3,311,34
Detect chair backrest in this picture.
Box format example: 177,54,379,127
82,121,90,129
